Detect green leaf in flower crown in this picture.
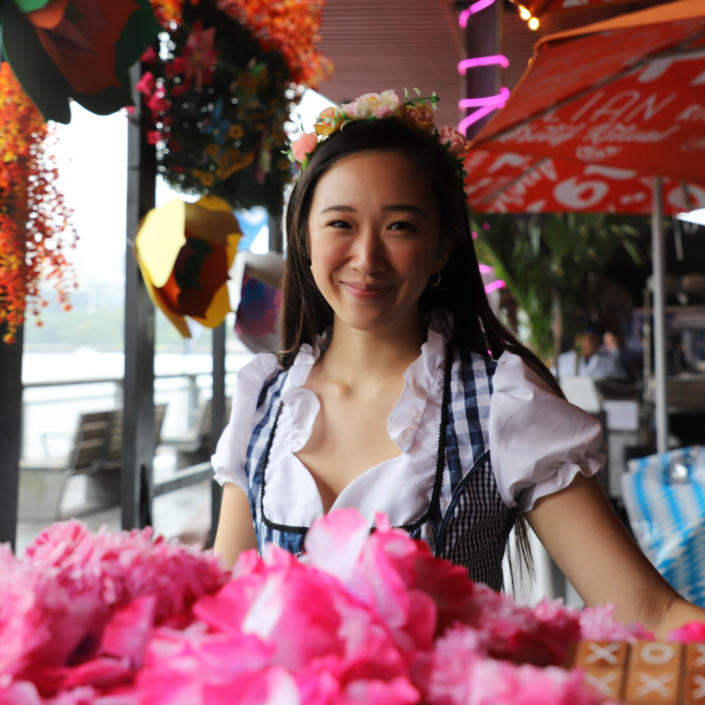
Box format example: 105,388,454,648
2,0,159,123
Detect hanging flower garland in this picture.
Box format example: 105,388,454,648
0,64,76,344
217,0,332,86
142,0,330,211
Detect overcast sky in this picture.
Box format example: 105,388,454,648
50,89,334,291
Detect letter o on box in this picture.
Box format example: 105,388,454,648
641,643,675,666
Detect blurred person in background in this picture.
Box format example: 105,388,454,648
557,324,628,381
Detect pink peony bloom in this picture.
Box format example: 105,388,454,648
0,510,669,705
667,620,705,642
291,132,318,163
100,595,156,668
439,127,469,157
425,627,604,705
579,604,652,642
0,521,228,695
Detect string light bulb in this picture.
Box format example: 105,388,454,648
518,5,531,19
528,16,540,29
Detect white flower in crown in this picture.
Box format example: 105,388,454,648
342,90,402,120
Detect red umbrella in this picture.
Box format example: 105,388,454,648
467,0,705,453
524,0,669,20
464,150,705,214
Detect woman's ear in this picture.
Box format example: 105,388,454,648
434,229,458,271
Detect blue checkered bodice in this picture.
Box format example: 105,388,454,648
243,347,517,591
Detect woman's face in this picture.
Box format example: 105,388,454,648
307,150,452,335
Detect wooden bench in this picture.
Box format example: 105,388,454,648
19,405,166,521
161,397,232,470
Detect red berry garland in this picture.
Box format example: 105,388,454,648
0,64,77,344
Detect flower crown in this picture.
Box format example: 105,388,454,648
286,89,469,193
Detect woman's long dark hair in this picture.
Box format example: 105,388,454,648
280,118,562,580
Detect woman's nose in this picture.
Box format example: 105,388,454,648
350,229,386,275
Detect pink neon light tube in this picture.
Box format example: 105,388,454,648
458,102,505,136
459,87,510,109
459,0,496,27
484,280,506,294
479,264,494,274
458,55,509,74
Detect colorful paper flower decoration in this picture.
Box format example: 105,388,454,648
134,195,241,337
141,0,329,211
1,0,160,123
234,273,283,353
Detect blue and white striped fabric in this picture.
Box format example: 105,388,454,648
621,446,705,607
243,348,518,591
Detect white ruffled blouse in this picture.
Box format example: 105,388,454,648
212,325,604,527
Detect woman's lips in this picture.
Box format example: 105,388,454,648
341,282,394,301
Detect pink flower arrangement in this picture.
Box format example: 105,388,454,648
291,132,318,163
439,127,469,157
0,509,685,705
341,90,401,120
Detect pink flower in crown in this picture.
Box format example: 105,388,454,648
404,105,435,135
439,126,469,157
342,90,401,120
291,132,318,163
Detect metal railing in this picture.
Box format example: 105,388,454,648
19,367,246,513
22,371,240,459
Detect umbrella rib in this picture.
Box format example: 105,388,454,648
476,27,705,148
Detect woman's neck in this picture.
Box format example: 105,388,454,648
321,313,427,391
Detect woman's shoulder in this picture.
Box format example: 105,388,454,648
235,352,284,400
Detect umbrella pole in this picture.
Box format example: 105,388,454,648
651,177,669,454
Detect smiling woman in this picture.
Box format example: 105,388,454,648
307,151,449,336
211,94,705,637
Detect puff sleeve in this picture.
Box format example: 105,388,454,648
211,352,281,493
489,351,605,511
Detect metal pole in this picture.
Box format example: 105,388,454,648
123,62,156,529
0,323,23,551
652,177,669,454
209,324,226,546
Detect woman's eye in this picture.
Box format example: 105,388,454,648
326,220,352,229
388,221,416,231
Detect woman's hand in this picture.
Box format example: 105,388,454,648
213,482,258,570
526,472,705,638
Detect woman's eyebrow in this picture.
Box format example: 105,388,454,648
319,204,426,216
383,204,426,217
320,204,355,214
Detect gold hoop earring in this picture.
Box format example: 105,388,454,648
310,264,314,274
428,271,441,287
